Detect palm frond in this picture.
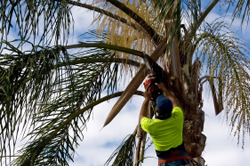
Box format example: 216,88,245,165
92,0,164,59
195,19,250,145
224,0,250,26
0,0,73,46
0,40,72,163
105,0,162,44
104,127,137,166
0,37,144,165
2,43,143,165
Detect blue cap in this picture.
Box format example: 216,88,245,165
156,95,173,117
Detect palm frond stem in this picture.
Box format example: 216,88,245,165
64,42,146,58
57,57,141,68
197,0,219,30
199,75,219,85
187,0,220,61
193,0,220,36
53,0,139,30
58,91,143,134
103,36,168,127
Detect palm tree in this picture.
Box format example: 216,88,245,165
0,0,250,166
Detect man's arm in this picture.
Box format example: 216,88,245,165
156,82,180,108
139,90,151,122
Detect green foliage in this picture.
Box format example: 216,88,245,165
195,19,250,145
0,40,69,163
0,38,143,165
0,0,73,46
0,0,250,165
104,132,136,166
224,0,250,26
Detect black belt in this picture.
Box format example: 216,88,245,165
158,150,191,164
156,143,186,158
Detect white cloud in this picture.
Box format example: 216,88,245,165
71,6,94,32
68,6,95,44
205,10,250,42
202,98,250,166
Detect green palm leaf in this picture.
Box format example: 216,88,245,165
195,19,250,144
0,39,144,165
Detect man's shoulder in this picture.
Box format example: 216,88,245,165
172,107,184,118
140,117,163,133
173,106,183,111
173,107,183,113
141,117,160,128
141,117,154,125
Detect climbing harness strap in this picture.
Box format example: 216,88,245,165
158,150,191,165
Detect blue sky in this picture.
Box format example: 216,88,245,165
3,1,250,166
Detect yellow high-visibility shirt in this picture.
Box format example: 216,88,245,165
140,107,183,151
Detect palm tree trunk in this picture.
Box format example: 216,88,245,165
183,59,206,165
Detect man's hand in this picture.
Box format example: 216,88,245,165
155,82,180,108
155,82,167,93
144,88,152,101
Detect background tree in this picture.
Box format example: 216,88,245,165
0,0,250,166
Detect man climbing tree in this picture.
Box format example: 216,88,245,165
139,81,192,166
